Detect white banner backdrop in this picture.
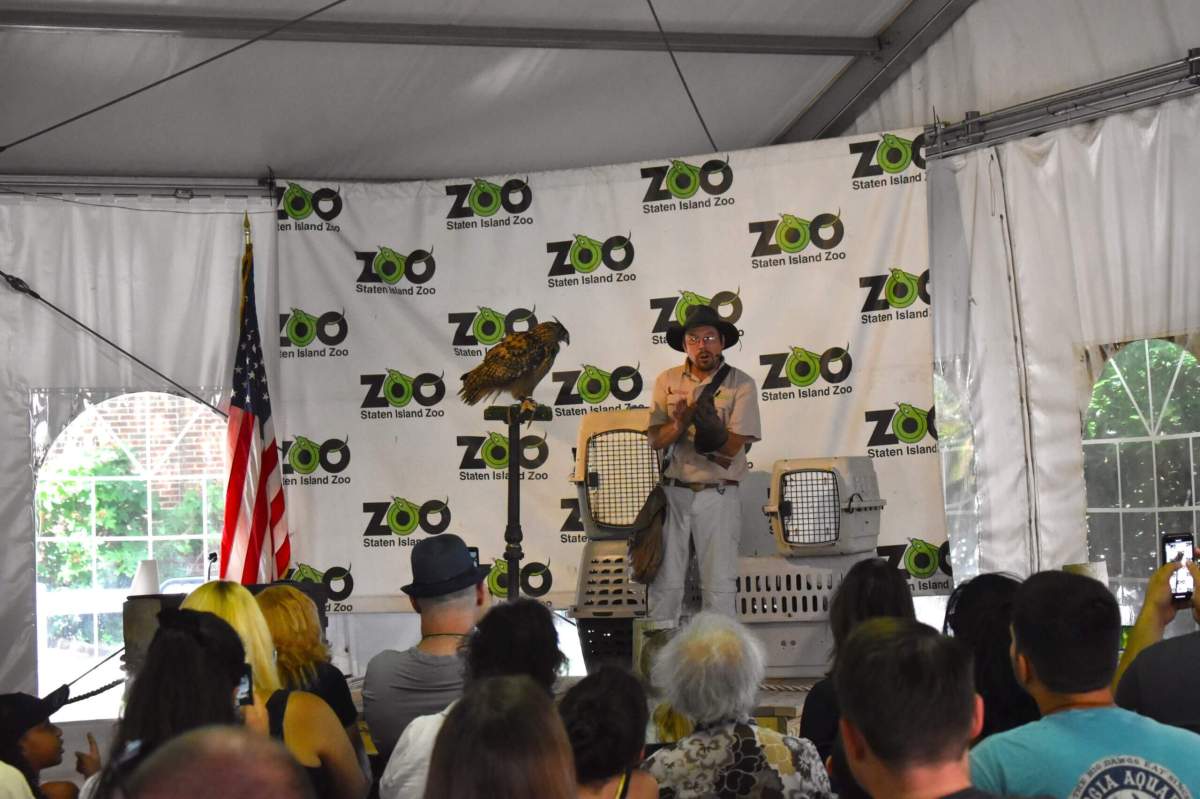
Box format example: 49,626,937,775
270,129,944,611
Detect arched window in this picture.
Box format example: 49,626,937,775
1083,339,1200,581
35,392,226,720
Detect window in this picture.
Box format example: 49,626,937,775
35,392,226,720
1083,339,1200,586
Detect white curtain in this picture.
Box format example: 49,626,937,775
931,93,1200,577
0,192,275,691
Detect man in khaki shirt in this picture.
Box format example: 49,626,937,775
647,305,761,622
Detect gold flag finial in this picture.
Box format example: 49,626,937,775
243,211,251,243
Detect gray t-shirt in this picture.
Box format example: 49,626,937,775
363,647,464,761
1116,629,1200,734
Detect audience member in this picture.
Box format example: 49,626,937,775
0,760,34,799
1113,552,1200,733
0,688,85,799
85,608,246,799
970,570,1200,796
423,675,575,799
125,726,314,799
379,598,566,799
256,585,362,765
558,666,657,799
835,618,991,799
799,557,915,762
942,573,1040,740
182,581,366,799
362,534,490,765
642,612,832,799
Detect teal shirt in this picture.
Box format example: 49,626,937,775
970,706,1200,799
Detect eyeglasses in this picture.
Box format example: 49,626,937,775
685,334,721,346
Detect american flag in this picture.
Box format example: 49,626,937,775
219,220,290,583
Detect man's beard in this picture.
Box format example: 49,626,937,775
692,350,719,373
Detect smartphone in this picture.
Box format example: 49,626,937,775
236,663,254,706
1161,533,1194,602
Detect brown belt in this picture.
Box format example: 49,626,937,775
667,478,739,492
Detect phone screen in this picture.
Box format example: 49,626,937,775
236,664,254,706
1163,536,1194,599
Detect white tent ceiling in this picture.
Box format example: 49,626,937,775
0,0,966,181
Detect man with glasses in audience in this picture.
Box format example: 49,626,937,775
646,304,760,623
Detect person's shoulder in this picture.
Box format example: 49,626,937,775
1134,629,1200,668
365,647,407,671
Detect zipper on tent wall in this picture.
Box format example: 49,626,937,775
990,151,1042,575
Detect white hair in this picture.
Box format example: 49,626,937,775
651,612,765,724
415,583,478,611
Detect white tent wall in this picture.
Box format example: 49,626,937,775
845,0,1200,140
926,93,1200,580
0,196,276,694
844,0,1200,578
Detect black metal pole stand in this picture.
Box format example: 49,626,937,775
483,402,552,602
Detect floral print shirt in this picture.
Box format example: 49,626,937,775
642,718,833,799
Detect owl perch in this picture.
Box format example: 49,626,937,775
459,319,570,415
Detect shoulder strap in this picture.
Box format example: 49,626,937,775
266,689,291,739
700,363,731,399
615,768,632,799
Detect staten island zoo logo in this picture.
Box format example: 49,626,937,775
353,245,436,296
280,435,351,485
287,562,355,613
456,430,550,482
447,306,538,358
279,308,349,359
848,132,927,190
486,557,553,599
640,157,734,215
546,232,636,289
860,266,930,325
878,537,953,595
865,403,937,459
362,495,452,548
275,182,342,231
551,363,645,417
648,289,742,345
758,344,853,402
445,176,533,230
748,210,845,270
359,367,446,421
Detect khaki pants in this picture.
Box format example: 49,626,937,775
648,483,740,622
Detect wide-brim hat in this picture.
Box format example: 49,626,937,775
665,304,740,352
0,687,69,743
401,534,492,599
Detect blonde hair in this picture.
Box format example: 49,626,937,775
255,585,329,689
182,581,282,696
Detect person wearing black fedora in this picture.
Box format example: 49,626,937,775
646,304,761,623
363,534,491,774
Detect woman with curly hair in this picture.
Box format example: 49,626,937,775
83,608,246,799
255,586,358,731
182,581,366,799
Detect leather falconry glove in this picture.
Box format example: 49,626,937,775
691,392,729,454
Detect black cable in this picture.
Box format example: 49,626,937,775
645,0,719,153
0,267,227,419
0,0,352,155
65,678,125,705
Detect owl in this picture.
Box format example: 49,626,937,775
459,319,570,409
